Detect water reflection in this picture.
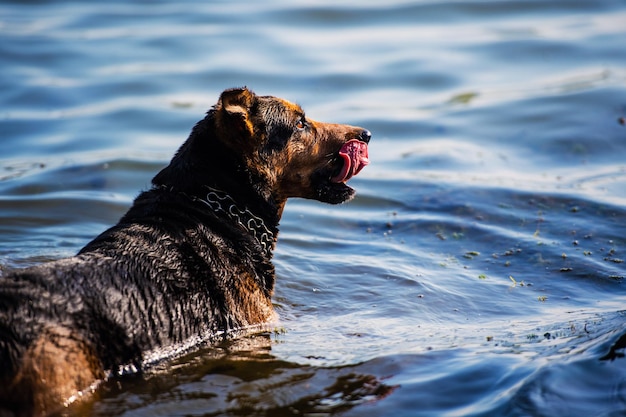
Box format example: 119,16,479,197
84,333,397,417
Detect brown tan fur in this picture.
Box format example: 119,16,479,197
5,327,103,416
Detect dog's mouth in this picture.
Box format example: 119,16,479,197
330,139,370,183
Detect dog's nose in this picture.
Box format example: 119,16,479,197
358,129,371,144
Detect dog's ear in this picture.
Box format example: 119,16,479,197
217,87,256,137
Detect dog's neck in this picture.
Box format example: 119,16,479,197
152,113,284,235
194,186,276,255
154,184,278,256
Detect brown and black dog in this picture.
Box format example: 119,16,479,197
0,87,370,416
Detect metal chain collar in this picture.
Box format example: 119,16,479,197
196,187,275,255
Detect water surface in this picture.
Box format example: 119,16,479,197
1,1,626,416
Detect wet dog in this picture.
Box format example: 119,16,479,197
0,87,370,416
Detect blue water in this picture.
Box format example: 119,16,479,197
1,1,626,416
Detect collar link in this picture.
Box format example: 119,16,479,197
187,186,275,255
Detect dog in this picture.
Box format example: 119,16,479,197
0,87,371,416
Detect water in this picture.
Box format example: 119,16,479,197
1,1,626,415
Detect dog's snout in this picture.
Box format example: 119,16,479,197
358,129,371,144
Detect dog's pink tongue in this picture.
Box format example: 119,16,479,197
331,139,370,183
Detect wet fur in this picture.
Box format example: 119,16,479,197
0,87,370,416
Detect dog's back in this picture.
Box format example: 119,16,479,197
0,188,276,415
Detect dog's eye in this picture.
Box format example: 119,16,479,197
295,117,306,131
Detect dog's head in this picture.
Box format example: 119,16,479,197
213,87,371,205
